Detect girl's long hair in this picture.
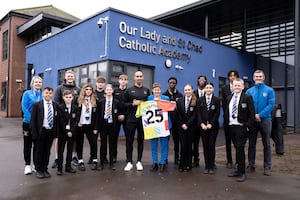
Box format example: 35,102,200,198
78,83,97,107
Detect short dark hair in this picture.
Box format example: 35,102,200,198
227,70,239,79
206,82,214,87
168,77,177,83
43,86,53,92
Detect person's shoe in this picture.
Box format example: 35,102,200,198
203,169,209,174
226,162,233,169
228,171,240,177
31,165,36,173
124,162,133,171
87,157,92,164
264,167,271,176
159,164,166,172
237,174,246,182
57,170,63,176
92,162,98,170
103,158,109,164
150,163,158,172
36,171,45,179
44,171,51,178
209,169,215,175
184,166,192,172
178,166,184,172
247,165,255,173
136,161,144,171
65,167,76,173
24,165,32,175
71,157,79,166
98,163,104,170
78,162,86,171
51,159,58,168
110,164,116,171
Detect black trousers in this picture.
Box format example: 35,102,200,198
224,126,235,164
229,125,248,174
57,136,74,170
114,119,127,159
201,128,218,170
76,124,97,161
171,127,180,161
23,122,37,165
125,120,144,163
192,127,201,163
179,126,194,169
100,123,117,165
35,128,54,172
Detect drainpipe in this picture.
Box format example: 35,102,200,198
294,0,300,133
6,14,12,117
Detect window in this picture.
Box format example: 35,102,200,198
2,31,8,60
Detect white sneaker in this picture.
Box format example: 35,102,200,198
124,162,133,171
24,165,32,175
31,165,36,173
136,161,144,171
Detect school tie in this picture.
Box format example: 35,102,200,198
85,98,90,113
105,100,112,120
207,97,211,111
47,103,53,128
185,98,190,113
232,95,238,119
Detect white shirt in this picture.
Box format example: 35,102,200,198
79,100,92,125
198,88,205,97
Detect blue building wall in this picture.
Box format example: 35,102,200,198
26,8,254,93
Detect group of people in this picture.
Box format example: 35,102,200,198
21,68,275,182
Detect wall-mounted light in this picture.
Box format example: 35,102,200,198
165,59,172,68
175,65,184,70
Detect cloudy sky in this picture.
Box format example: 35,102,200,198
0,0,199,19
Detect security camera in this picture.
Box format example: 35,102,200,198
97,19,104,28
97,17,109,28
175,65,184,70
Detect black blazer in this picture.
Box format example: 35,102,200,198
96,98,121,132
221,84,232,112
194,89,205,100
224,92,255,130
30,100,60,140
57,103,80,138
197,95,220,129
176,97,198,127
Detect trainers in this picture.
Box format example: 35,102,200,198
124,162,133,171
24,165,32,175
72,157,79,166
78,162,86,171
51,159,58,168
31,165,36,173
136,161,144,171
264,167,271,176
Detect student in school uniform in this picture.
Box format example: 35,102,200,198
56,90,79,175
197,82,220,175
76,83,98,171
30,86,59,179
96,84,121,170
176,84,198,172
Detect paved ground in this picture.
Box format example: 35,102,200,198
0,118,299,200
